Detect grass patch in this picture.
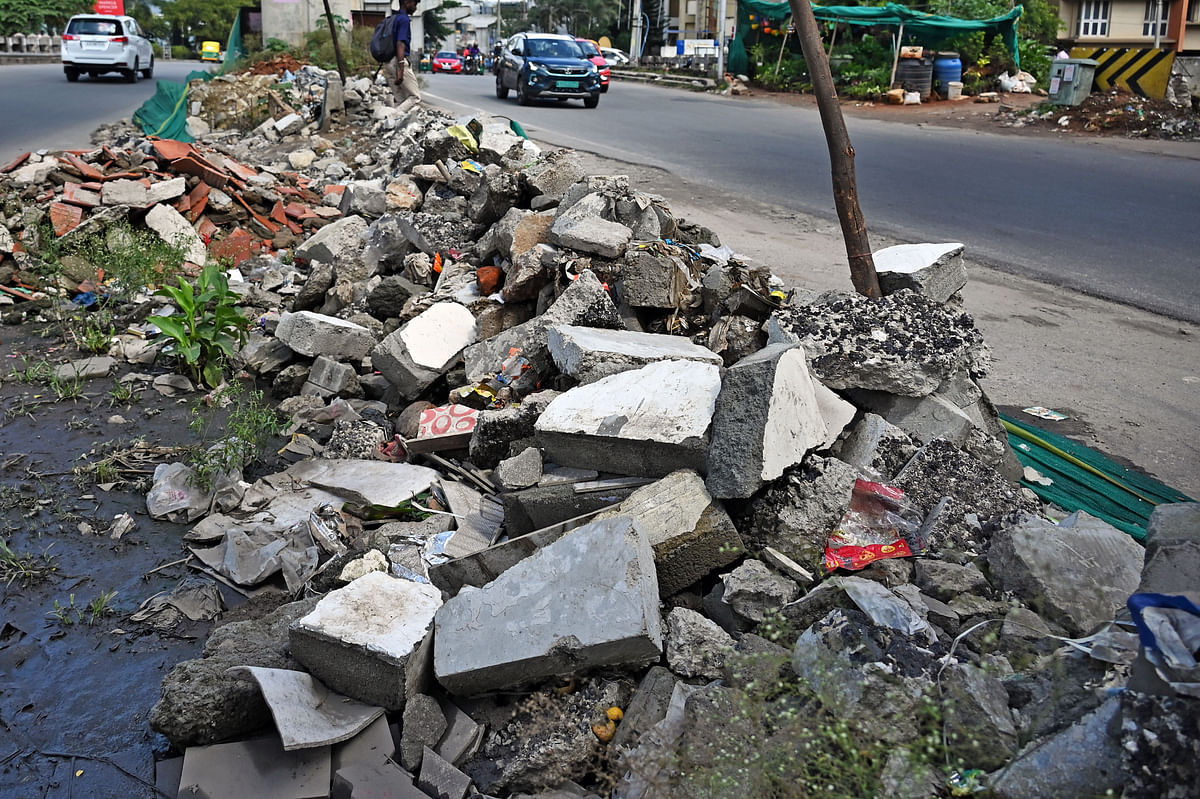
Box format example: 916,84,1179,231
0,539,60,586
188,380,284,490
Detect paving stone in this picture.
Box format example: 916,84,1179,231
536,359,721,478
548,324,722,384
289,572,443,710
275,310,376,360
433,516,662,695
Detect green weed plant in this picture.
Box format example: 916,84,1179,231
149,265,250,388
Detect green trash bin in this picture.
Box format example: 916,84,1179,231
1048,58,1098,106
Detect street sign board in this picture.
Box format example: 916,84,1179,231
94,0,126,15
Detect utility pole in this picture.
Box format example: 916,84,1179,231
631,0,642,64
786,0,880,298
717,0,726,80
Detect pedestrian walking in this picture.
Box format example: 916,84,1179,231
383,0,421,104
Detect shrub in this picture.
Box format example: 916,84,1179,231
148,264,249,388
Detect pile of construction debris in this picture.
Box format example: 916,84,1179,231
997,86,1200,140
2,66,1197,799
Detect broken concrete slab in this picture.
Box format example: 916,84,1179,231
535,359,721,478
988,511,1144,637
595,470,743,597
707,344,851,500
399,693,446,772
418,747,472,799
832,413,919,481
372,302,478,399
275,310,377,361
285,459,439,515
1137,502,1200,595
331,715,396,772
469,390,560,469
178,735,331,799
100,178,149,207
433,516,662,695
550,192,632,258
289,572,443,710
768,290,988,397
502,482,636,538
721,559,801,623
332,760,427,799
873,242,967,303
548,324,722,385
301,355,362,399
848,389,976,447
225,666,384,751
145,203,207,264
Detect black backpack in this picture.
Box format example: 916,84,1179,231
370,14,399,63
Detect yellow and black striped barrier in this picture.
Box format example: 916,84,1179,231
1069,46,1176,99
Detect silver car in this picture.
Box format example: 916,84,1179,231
61,14,154,83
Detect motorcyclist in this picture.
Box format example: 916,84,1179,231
467,42,482,73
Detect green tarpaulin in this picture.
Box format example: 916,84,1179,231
1002,413,1194,542
729,1,1023,77
132,14,245,142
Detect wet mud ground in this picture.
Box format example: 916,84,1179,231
0,322,270,798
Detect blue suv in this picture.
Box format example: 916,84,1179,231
495,33,602,108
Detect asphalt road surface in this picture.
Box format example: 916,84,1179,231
424,73,1200,324
0,60,206,162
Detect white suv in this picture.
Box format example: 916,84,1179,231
61,14,154,83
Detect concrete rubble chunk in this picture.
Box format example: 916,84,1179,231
433,516,663,695
100,178,149,207
399,693,446,772
595,470,744,597
536,360,721,478
874,242,967,303
495,447,543,490
145,203,207,265
833,413,918,481
525,150,586,199
941,663,1018,770
621,250,686,309
987,511,1144,636
240,334,295,374
989,696,1125,799
275,310,376,360
53,356,115,381
548,324,722,384
665,607,734,680
1138,502,1200,595
301,355,361,399
913,559,991,601
339,180,388,219
611,665,678,751
372,302,478,399
289,572,443,710
296,215,369,266
707,343,851,499
550,192,632,258
469,389,559,469
464,271,621,391
275,113,304,135
721,559,800,623
224,666,384,751
769,290,989,396
146,176,187,205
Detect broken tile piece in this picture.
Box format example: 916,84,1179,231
224,666,384,751
178,735,331,799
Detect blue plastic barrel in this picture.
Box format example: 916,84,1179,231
933,52,962,97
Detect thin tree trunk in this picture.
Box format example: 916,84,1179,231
787,0,880,298
321,0,348,83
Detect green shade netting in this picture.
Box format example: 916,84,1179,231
1001,413,1194,542
728,1,1023,78
132,15,245,142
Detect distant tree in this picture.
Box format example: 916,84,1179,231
423,0,463,50
0,0,91,35
125,0,171,41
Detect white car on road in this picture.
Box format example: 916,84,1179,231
61,14,154,83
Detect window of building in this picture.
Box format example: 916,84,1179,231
1187,0,1199,23
1143,0,1172,35
1078,0,1111,36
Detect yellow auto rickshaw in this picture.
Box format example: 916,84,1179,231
200,41,222,62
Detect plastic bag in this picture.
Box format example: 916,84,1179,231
146,462,213,523
824,479,924,572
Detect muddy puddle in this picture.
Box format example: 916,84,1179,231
0,323,279,798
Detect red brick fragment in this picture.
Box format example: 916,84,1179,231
61,182,101,208
63,153,104,181
1,152,30,173
270,200,287,224
49,203,83,236
209,228,258,266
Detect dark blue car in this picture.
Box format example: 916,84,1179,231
495,32,602,108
